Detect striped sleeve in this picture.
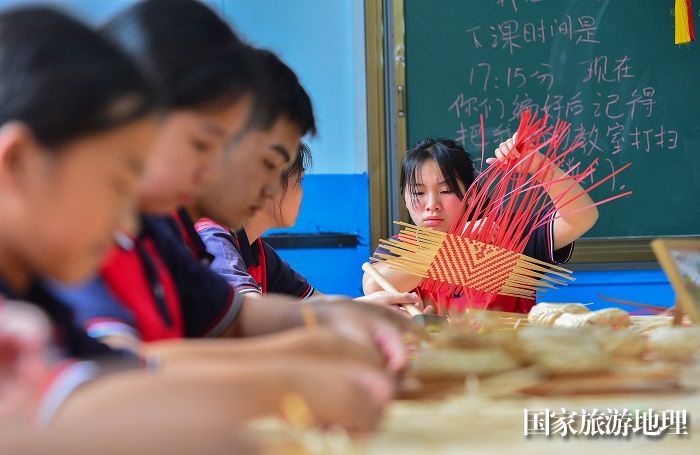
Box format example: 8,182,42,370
47,278,141,341
201,288,244,338
33,360,99,428
262,240,315,299
147,219,245,338
525,215,574,265
196,223,261,294
545,214,575,264
33,352,147,428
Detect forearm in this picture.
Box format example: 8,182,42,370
145,329,325,366
221,293,306,337
2,423,258,455
53,364,292,427
149,329,386,373
542,167,597,217
538,167,599,249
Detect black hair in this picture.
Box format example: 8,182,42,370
400,138,477,202
248,48,316,136
102,0,255,111
0,7,156,148
281,141,312,190
273,141,312,225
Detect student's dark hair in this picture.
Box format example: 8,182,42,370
400,138,477,202
249,48,316,136
102,0,255,111
273,141,312,225
0,7,156,148
281,141,312,191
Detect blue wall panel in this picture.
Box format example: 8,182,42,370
538,269,675,313
267,173,371,297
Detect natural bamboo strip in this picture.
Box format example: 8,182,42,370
372,254,431,274
505,275,557,289
597,293,670,313
508,267,568,286
516,255,574,274
510,267,570,285
499,290,535,298
512,260,574,280
379,241,436,258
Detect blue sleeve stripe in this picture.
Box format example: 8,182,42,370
85,320,141,341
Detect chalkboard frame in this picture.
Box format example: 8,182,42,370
365,0,391,251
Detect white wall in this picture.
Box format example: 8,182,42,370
0,0,369,175
208,0,368,175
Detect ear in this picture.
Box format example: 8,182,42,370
0,122,45,194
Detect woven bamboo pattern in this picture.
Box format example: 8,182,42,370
376,222,573,300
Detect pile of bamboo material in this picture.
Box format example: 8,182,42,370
251,306,700,454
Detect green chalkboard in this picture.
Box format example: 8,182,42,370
405,0,700,238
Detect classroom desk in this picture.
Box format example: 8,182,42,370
371,391,699,454
254,386,700,454
252,310,700,454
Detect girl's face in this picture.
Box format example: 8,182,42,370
260,175,303,229
277,178,303,228
0,117,157,285
138,96,252,214
404,159,465,233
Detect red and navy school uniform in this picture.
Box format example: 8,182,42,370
0,276,133,361
0,276,142,427
59,214,242,342
192,217,314,298
372,218,574,314
166,207,214,266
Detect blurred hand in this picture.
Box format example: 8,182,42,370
0,301,51,419
285,358,392,432
306,296,424,374
355,291,434,318
277,327,387,369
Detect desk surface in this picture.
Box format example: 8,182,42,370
255,387,700,454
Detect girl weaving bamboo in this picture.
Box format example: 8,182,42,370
362,135,599,314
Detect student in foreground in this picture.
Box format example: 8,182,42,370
0,5,404,444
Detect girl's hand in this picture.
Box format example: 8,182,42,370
462,217,498,243
355,291,434,316
486,133,544,175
